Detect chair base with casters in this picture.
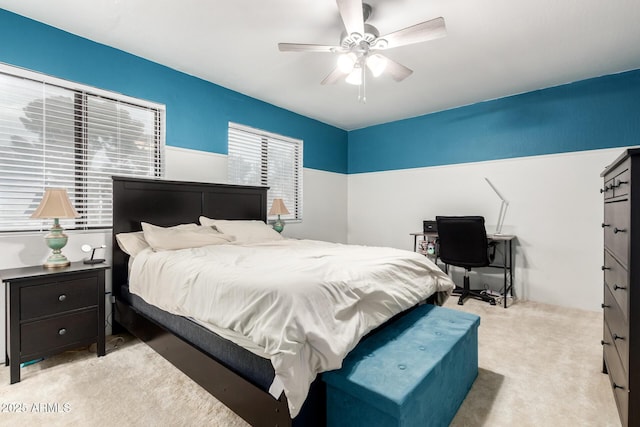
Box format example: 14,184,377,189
451,269,496,306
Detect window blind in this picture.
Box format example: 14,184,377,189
0,65,164,232
228,123,303,221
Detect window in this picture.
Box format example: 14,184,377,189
228,123,303,221
0,64,164,232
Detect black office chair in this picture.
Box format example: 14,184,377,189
436,216,497,306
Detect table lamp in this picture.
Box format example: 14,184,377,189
30,188,80,268
269,198,289,233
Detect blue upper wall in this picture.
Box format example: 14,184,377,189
0,9,348,174
3,9,638,177
349,69,640,173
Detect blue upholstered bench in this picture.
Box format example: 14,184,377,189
323,304,480,427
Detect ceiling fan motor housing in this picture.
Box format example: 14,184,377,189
341,23,381,51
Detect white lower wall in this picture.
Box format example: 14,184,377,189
347,148,625,312
284,168,348,244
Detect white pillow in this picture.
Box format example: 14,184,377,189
115,231,149,257
141,222,234,251
116,223,204,256
198,216,218,226
199,217,283,243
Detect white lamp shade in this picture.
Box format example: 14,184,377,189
269,198,290,216
337,53,357,73
30,188,79,219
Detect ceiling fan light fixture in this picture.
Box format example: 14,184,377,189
366,54,387,77
278,1,447,99
337,53,357,73
345,67,363,85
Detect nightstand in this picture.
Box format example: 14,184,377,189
2,262,109,384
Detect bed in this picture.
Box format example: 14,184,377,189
111,176,453,426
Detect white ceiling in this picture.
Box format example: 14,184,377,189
2,0,640,130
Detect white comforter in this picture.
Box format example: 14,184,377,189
129,239,454,417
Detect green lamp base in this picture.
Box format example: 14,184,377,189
43,253,71,268
43,219,70,268
273,215,285,233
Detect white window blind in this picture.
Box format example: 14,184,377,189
0,65,164,232
228,123,303,221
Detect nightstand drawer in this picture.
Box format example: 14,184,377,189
20,276,98,320
20,309,98,357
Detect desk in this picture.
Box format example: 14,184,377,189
410,232,516,308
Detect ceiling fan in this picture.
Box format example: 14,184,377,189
278,0,446,102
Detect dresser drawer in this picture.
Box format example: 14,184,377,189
20,309,98,358
612,167,630,198
604,324,629,427
604,285,629,374
603,157,630,197
20,276,98,320
604,250,629,319
604,199,630,267
603,177,616,200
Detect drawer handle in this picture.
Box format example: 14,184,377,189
613,284,627,291
613,227,627,234
58,328,67,336
58,294,67,302
601,303,610,309
613,333,625,341
613,383,625,390
615,180,628,187
601,339,609,346
601,223,610,228
602,266,610,271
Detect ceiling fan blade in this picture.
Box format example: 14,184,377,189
381,55,413,82
278,43,343,53
321,67,348,85
379,17,446,49
336,0,364,37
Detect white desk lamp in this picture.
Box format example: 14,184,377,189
484,178,509,235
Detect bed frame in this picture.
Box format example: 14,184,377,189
111,176,437,426
111,176,309,427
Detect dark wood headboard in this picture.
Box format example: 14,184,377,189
111,176,268,297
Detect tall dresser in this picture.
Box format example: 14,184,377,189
601,148,640,427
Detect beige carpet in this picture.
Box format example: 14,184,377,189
0,298,619,426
